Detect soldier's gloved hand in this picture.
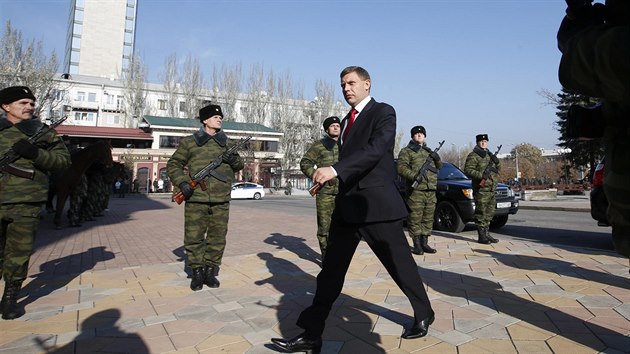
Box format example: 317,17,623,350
490,154,499,164
179,182,194,199
222,152,239,165
12,139,39,160
430,151,440,162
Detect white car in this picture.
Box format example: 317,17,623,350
231,182,265,200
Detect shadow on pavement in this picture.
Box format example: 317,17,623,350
35,309,150,353
496,223,614,252
19,246,115,310
264,233,322,267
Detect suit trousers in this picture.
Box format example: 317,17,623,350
296,218,433,336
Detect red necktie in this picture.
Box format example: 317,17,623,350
343,108,357,140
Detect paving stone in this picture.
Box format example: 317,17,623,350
578,295,622,308
432,330,475,346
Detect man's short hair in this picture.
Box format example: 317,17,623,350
340,66,371,81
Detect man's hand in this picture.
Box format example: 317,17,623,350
12,139,39,160
222,153,239,166
482,171,492,181
490,154,499,164
430,151,440,162
312,166,336,186
179,182,194,199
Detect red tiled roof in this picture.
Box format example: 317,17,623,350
54,125,153,140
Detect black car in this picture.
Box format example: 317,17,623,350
432,162,519,232
395,161,519,233
590,157,609,226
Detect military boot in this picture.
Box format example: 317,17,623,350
411,236,424,255
485,229,499,243
477,228,491,244
190,267,205,291
421,236,437,254
204,265,220,288
1,281,25,320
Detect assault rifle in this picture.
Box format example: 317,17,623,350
174,136,251,205
479,145,502,187
410,140,445,190
0,115,68,179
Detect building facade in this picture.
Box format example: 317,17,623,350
64,0,137,78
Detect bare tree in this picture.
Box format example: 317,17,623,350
212,62,242,120
122,55,148,128
0,21,60,117
246,64,276,125
393,130,405,158
181,54,207,119
159,53,180,117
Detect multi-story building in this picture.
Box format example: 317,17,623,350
63,0,137,78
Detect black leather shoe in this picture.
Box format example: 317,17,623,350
401,313,435,339
271,332,322,353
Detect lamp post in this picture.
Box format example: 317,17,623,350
452,143,461,168
513,145,520,183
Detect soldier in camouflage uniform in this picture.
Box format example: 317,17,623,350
557,0,630,266
397,126,442,255
167,104,244,291
300,116,340,261
0,86,71,319
464,134,501,244
67,173,88,227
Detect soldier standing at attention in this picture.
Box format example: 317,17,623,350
464,134,501,244
0,86,71,319
166,104,244,291
397,126,442,255
300,116,341,261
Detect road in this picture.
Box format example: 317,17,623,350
233,195,614,252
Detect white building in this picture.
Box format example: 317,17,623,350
64,0,137,79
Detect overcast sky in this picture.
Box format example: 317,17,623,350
1,0,568,152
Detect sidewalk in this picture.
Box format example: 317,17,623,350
0,195,628,353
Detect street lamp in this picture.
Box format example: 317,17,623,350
451,143,461,167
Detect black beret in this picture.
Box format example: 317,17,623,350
0,86,36,105
323,116,341,131
199,104,223,122
411,125,426,137
476,134,489,142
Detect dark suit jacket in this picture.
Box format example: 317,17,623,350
332,98,408,224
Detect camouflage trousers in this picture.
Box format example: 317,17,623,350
0,203,41,282
474,190,496,228
184,202,230,269
605,141,630,257
406,190,437,237
315,193,336,254
68,174,88,225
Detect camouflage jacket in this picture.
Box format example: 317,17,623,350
300,135,339,195
167,128,244,203
0,115,71,204
464,146,501,192
397,140,442,193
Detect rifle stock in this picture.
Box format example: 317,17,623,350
174,136,252,205
0,115,68,179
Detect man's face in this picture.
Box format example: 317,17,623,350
477,139,489,149
2,98,35,123
327,123,341,138
341,71,370,107
412,132,425,144
203,115,223,132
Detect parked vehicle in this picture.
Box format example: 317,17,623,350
590,157,609,226
231,182,265,200
395,161,519,233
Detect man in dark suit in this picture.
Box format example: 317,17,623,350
271,66,434,353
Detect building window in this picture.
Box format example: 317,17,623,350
240,106,249,116
87,92,96,102
74,112,95,122
117,95,124,110
179,101,186,112
160,136,183,148
107,115,120,125
73,23,82,35
105,93,115,104
76,91,85,101
158,99,167,110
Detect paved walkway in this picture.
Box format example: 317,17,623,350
1,194,628,354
